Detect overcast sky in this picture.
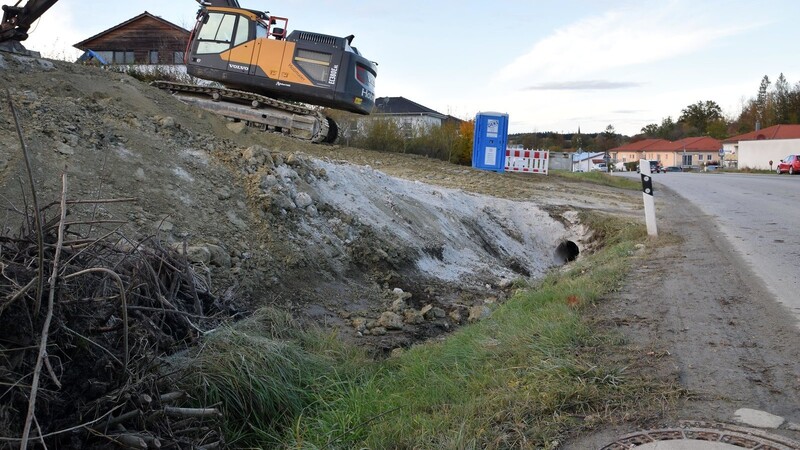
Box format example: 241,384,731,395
19,0,800,136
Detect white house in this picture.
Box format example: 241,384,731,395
723,124,800,170
369,97,447,137
571,152,606,172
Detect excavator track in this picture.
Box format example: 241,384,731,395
151,81,337,143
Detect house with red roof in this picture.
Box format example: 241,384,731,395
611,139,671,170
610,137,721,170
723,124,800,170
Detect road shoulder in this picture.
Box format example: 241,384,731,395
565,186,800,448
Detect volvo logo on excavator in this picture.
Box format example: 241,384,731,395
228,63,249,73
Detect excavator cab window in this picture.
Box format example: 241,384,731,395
256,21,268,39
233,16,249,46
195,12,237,54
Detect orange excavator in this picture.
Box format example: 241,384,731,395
1,0,378,142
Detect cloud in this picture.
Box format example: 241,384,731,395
525,80,642,91
495,1,760,85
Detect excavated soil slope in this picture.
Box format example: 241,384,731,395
0,54,642,352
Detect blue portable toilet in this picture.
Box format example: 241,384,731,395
472,112,509,172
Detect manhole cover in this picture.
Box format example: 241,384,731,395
602,421,800,449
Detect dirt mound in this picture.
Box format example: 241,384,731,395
0,53,630,446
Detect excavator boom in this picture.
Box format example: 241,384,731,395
1,0,58,45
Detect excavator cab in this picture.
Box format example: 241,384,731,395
186,5,377,115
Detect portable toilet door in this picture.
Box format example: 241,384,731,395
472,112,509,172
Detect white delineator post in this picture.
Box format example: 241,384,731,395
639,159,658,236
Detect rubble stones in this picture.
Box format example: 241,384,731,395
294,192,313,209
243,145,273,168
159,116,177,129
206,244,231,268
226,211,248,230
226,121,247,134
391,298,407,312
185,246,211,264
392,287,413,301
403,309,424,325
498,277,514,289
134,168,146,182
351,317,367,332
260,174,279,189
468,305,492,323
55,142,75,155
378,311,404,330
12,54,54,70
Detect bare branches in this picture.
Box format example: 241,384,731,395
0,183,229,448
6,88,44,316
63,267,129,367
20,170,68,450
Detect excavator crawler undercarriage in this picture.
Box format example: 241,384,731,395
151,81,337,143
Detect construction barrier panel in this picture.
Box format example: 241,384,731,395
504,149,549,175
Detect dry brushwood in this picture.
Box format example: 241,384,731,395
1,93,236,449
0,189,233,448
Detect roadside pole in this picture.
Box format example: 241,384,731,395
640,159,658,236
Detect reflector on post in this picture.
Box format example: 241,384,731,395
640,159,658,236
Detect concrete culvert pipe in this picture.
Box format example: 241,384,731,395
554,240,579,264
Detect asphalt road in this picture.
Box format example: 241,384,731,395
619,170,800,323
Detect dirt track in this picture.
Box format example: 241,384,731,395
566,186,800,448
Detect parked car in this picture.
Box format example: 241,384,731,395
664,166,682,172
637,160,663,173
776,154,800,174
590,163,608,172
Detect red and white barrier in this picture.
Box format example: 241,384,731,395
504,149,549,174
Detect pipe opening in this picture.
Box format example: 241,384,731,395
554,240,580,265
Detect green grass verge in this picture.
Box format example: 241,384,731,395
551,170,641,190
173,212,678,449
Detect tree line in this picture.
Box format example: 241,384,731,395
640,73,800,140
324,72,800,165
325,110,474,165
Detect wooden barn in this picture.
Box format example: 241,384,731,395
74,12,190,65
